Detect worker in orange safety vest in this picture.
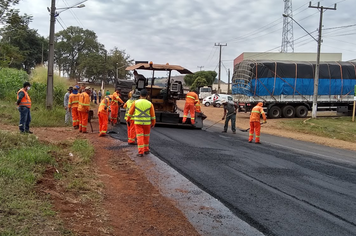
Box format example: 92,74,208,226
16,82,32,134
124,90,140,145
127,89,156,157
182,89,199,125
249,102,267,144
195,99,202,113
68,85,80,129
78,86,91,133
98,95,112,137
110,87,124,125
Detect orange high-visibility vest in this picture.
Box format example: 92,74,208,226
68,93,80,108
111,92,123,106
17,88,31,108
78,92,90,112
250,105,266,122
98,97,110,114
185,91,199,104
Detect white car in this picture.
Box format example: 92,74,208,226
202,96,214,107
212,95,234,107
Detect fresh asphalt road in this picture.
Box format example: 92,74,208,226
111,122,356,236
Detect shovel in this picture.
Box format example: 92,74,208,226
240,122,264,132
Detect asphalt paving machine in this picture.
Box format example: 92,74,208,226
119,62,206,128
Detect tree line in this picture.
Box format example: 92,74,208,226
0,0,217,88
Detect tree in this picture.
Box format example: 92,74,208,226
184,71,217,86
54,26,102,80
0,12,47,73
190,76,208,91
0,0,20,23
106,47,133,84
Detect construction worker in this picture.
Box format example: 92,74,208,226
69,85,80,129
98,95,112,136
127,89,156,157
182,89,199,125
110,87,124,125
195,99,202,113
221,99,238,134
124,90,140,145
249,102,267,144
64,86,73,124
78,86,91,133
16,82,32,134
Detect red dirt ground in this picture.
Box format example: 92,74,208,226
1,101,354,235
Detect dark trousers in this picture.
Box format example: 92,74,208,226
18,106,31,132
224,113,236,132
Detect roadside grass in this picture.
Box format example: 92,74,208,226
0,100,67,127
0,131,66,235
279,116,356,143
0,130,100,235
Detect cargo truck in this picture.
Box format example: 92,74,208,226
232,60,356,118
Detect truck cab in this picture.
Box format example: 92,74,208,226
198,86,212,100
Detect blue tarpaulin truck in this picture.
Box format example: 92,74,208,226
232,61,356,118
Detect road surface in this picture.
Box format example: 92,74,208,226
111,122,356,236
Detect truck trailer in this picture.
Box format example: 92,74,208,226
232,60,356,118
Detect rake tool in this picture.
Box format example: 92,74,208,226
204,113,234,131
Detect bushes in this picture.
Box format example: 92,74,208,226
0,67,68,106
0,68,28,101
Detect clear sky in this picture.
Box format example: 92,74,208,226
16,0,355,82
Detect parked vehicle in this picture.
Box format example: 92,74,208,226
212,94,234,107
202,95,214,107
232,61,356,118
198,86,212,100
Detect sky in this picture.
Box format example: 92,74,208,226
15,0,356,82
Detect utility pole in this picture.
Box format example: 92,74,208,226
227,68,230,94
215,43,227,94
309,1,336,119
46,0,56,109
197,66,204,71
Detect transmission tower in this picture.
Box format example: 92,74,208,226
281,0,294,52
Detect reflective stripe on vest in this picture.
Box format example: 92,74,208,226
133,99,152,125
125,99,134,120
17,88,31,108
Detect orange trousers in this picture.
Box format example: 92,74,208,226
79,111,89,133
135,124,151,154
71,107,79,127
127,120,136,144
111,105,118,124
98,112,108,136
249,121,261,143
182,103,195,124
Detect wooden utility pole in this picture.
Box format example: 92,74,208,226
309,1,336,119
227,68,230,94
215,43,227,94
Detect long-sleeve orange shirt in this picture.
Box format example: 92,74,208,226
185,91,199,104
78,92,90,112
250,105,267,122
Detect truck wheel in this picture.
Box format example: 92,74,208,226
204,102,210,107
268,106,281,118
282,105,295,118
295,105,308,118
